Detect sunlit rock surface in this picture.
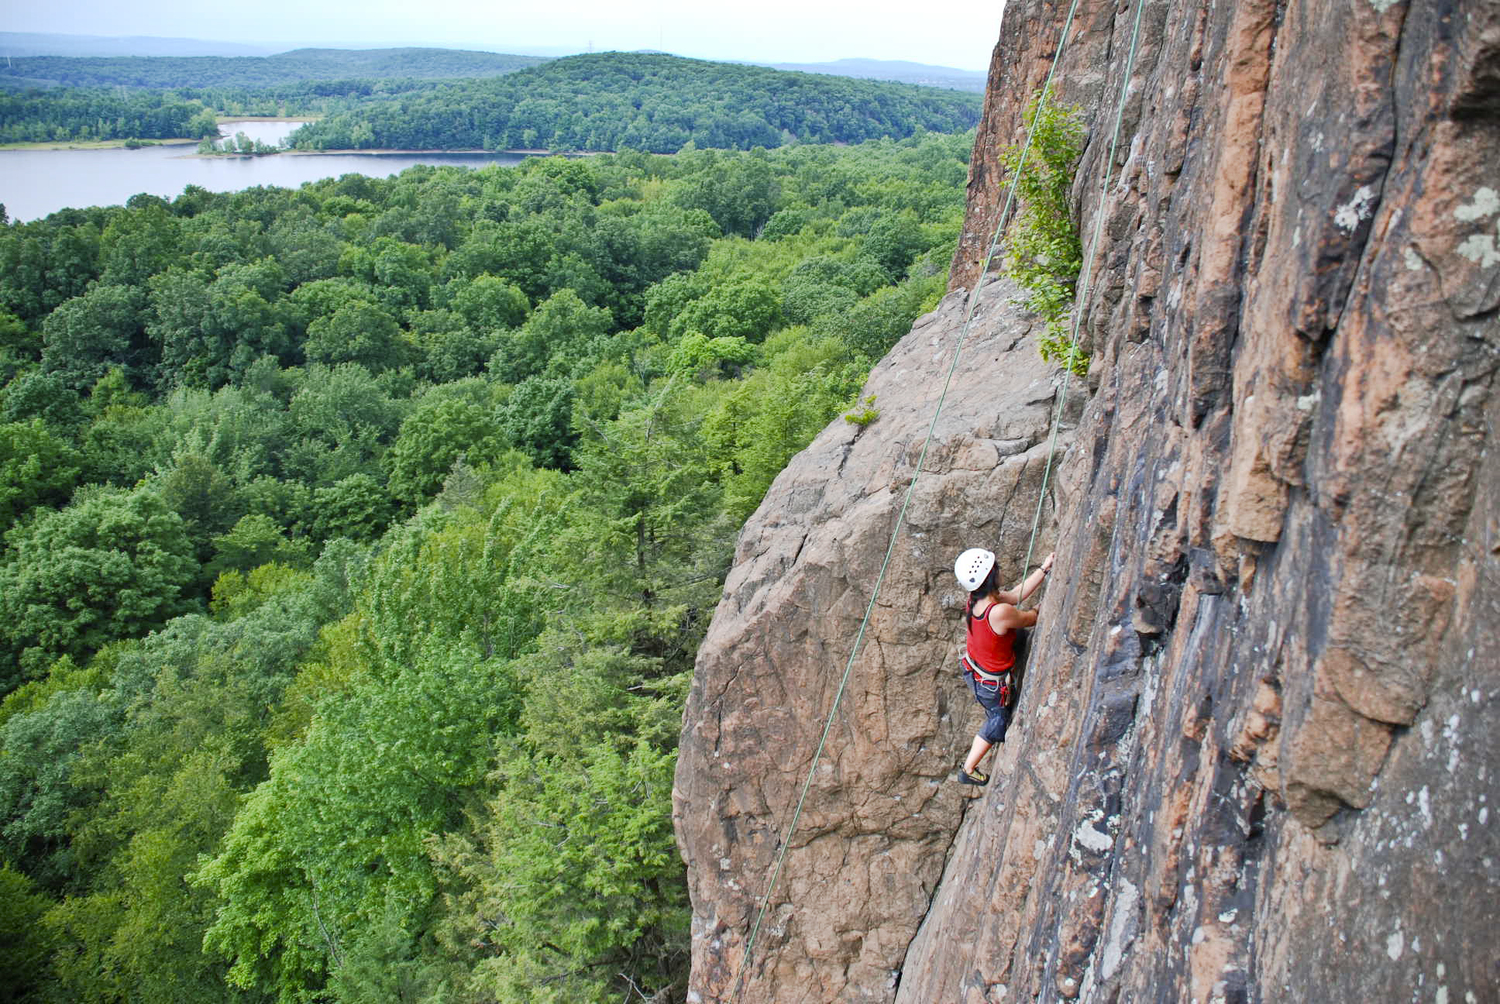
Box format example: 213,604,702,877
677,0,1500,999
673,274,1077,1003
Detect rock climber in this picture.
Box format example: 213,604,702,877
953,546,1054,786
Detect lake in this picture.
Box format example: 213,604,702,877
0,120,533,223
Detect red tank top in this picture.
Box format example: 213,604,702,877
966,602,1016,675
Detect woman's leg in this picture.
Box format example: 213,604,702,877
963,734,992,774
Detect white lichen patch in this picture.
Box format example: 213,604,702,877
1368,0,1400,12
1455,188,1500,221
1335,185,1377,233
1404,247,1425,272
1456,230,1500,269
1100,878,1140,980
1455,190,1500,268
1419,786,1434,828
1387,928,1404,960
1073,810,1114,854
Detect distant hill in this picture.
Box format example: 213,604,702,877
264,47,550,79
290,51,983,153
0,36,987,93
0,32,276,58
0,46,984,152
0,47,549,90
761,58,987,93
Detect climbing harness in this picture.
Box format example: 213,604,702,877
961,652,1014,706
962,598,1018,706
727,0,1150,995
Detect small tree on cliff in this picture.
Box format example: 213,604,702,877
1002,86,1088,376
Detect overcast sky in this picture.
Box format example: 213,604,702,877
8,0,1004,71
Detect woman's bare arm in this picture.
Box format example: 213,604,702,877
990,603,1039,632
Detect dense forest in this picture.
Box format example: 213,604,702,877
0,130,972,1003
0,51,980,150
0,77,448,145
0,47,548,90
286,53,983,152
0,88,224,144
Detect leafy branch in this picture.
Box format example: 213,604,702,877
1002,85,1088,377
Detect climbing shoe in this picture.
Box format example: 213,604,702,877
958,766,989,786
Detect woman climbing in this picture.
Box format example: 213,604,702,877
953,546,1054,786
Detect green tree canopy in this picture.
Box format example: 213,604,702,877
0,486,198,685
40,284,149,390
498,374,577,470
447,274,530,332
0,420,81,535
384,396,509,506
488,288,612,385
303,300,412,373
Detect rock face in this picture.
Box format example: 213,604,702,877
675,0,1500,1001
673,275,1081,1002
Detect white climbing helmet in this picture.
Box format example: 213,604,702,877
953,547,996,592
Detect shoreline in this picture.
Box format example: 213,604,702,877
2,137,600,157
0,138,199,151
217,116,317,124
0,118,316,152
186,147,597,159
284,147,565,156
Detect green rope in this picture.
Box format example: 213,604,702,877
1019,0,1149,589
727,3,1087,1000
952,0,1151,993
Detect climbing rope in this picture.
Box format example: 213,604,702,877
958,0,1149,993
726,2,1092,1000
1019,0,1149,589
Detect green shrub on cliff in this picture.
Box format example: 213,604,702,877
1002,86,1088,376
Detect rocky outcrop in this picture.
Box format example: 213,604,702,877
673,275,1081,1002
675,0,1500,1000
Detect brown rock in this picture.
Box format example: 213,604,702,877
673,275,1069,1003
678,0,1500,1000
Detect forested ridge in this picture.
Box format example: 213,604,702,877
0,131,971,1003
286,53,984,152
0,48,544,144
0,47,548,90
0,51,980,150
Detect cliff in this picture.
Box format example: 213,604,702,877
674,0,1500,1001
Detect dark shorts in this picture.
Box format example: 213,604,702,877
968,671,1010,744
